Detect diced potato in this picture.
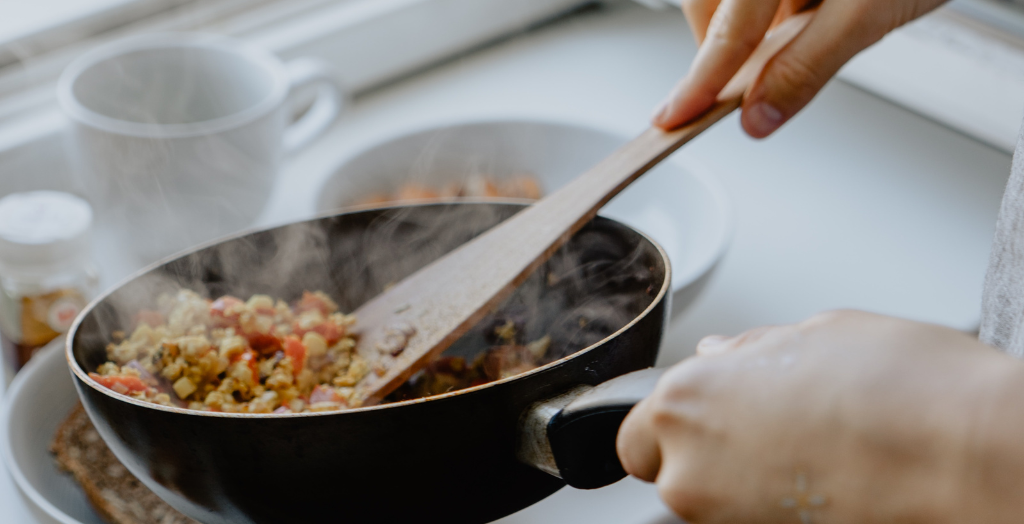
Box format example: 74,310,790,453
129,324,154,343
110,342,141,364
296,310,324,331
246,294,274,311
160,357,186,381
328,313,356,328
264,359,294,390
295,368,316,393
203,390,231,411
178,335,212,361
172,377,197,399
205,353,229,377
240,312,274,335
218,335,247,359
333,355,368,387
97,362,120,376
246,390,280,413
166,291,212,336
302,331,328,357
310,291,338,313
228,361,257,386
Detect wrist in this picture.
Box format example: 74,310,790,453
951,351,1024,523
833,342,1020,523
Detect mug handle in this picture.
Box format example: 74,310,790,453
282,57,346,154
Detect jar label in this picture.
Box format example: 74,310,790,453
47,296,84,333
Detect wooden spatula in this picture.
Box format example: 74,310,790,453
349,10,815,406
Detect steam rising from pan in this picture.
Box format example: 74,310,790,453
75,203,665,399
317,120,733,321
59,33,343,262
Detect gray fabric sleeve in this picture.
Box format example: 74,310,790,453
980,123,1024,357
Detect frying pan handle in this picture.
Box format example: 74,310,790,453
517,367,666,489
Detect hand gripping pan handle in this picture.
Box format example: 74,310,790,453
517,368,666,489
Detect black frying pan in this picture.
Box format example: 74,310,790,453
67,202,669,523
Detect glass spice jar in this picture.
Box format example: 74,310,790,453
0,191,98,386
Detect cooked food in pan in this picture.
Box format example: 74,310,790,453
354,174,543,207
90,289,553,412
91,289,363,413
391,320,551,401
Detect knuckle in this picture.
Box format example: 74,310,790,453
763,52,823,102
648,392,691,429
659,362,711,399
846,0,902,38
646,387,697,430
806,309,844,325
646,366,721,433
732,325,773,345
650,406,680,434
658,477,719,522
705,9,761,52
803,309,862,329
844,0,875,22
647,390,690,429
732,324,792,348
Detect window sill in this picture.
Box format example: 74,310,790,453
838,3,1024,152
0,0,593,193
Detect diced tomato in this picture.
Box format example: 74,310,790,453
89,373,150,394
133,310,164,329
245,331,282,354
231,349,260,383
210,296,244,327
309,384,345,405
291,319,342,345
239,310,282,353
311,321,342,345
284,335,306,372
295,291,334,316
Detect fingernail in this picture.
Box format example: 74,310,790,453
696,335,732,356
745,102,783,137
651,98,671,125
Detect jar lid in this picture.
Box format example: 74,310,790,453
0,191,93,269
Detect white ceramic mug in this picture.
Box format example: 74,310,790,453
58,33,344,261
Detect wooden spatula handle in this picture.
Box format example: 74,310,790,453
350,10,815,405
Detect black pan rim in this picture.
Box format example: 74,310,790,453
66,200,672,418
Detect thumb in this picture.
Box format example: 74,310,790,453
740,2,888,138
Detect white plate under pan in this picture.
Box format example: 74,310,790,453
317,119,733,317
1,337,106,524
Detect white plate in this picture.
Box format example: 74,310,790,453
1,337,105,524
316,119,733,317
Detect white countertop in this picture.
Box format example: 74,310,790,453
0,2,1014,522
